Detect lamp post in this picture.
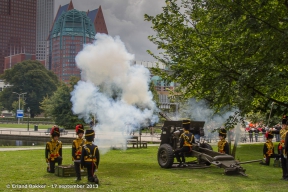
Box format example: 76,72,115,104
12,92,27,124
27,107,30,131
267,102,275,128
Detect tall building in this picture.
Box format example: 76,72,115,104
0,0,37,74
36,0,54,62
48,1,108,82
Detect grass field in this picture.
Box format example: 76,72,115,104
0,123,52,129
0,144,287,192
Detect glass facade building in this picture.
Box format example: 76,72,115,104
48,2,108,82
49,9,96,82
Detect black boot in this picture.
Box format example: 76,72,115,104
94,175,99,184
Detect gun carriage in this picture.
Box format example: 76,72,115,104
158,112,260,176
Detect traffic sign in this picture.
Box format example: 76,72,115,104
16,110,23,118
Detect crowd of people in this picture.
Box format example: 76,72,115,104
244,123,281,143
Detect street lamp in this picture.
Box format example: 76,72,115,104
267,102,275,128
27,107,30,131
12,92,27,124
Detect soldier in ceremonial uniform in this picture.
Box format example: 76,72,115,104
81,129,100,184
260,132,280,166
279,117,288,180
270,116,288,180
218,129,229,154
174,120,195,167
72,124,86,181
45,125,62,173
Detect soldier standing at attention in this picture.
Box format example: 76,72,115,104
270,116,288,180
45,125,62,173
260,132,280,166
218,129,230,154
174,120,195,167
81,129,100,184
72,124,85,181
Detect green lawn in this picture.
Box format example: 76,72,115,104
0,123,52,129
0,144,287,192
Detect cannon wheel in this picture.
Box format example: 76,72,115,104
158,144,174,168
199,143,213,165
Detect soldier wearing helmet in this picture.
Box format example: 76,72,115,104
81,129,100,184
45,125,62,173
218,128,229,154
174,120,195,167
72,124,86,181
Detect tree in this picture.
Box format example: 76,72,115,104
0,60,59,117
41,76,85,129
144,0,288,118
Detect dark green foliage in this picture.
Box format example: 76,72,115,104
0,60,59,117
145,0,288,117
41,76,85,129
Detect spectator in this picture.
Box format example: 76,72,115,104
254,128,259,142
248,128,254,143
274,124,281,142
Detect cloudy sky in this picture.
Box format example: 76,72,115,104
55,0,166,62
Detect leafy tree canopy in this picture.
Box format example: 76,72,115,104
41,76,85,129
0,60,59,117
145,0,288,119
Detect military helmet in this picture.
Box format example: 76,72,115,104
265,131,274,139
50,125,60,137
85,129,95,142
219,128,227,138
75,124,84,135
182,119,191,130
282,115,287,125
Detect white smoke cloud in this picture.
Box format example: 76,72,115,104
179,98,241,138
71,34,158,153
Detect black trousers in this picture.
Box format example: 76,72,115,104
48,157,62,173
281,154,288,179
174,146,191,163
85,162,98,183
74,161,81,179
249,134,253,142
265,154,280,165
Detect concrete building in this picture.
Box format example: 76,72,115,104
36,0,54,63
0,0,37,74
48,1,108,82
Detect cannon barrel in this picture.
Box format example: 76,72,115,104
159,112,172,121
236,159,262,165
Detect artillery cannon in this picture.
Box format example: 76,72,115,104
157,113,261,176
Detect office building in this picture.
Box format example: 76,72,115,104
48,1,108,82
36,0,54,62
0,0,37,73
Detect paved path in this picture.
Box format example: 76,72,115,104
0,127,270,152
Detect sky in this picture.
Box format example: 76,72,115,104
55,0,166,62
